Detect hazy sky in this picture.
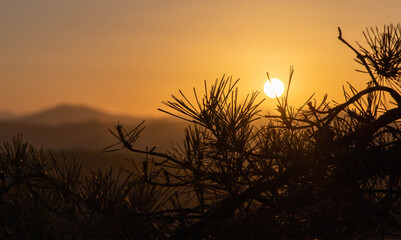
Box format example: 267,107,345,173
1,1,400,117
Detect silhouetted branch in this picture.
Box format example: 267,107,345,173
338,27,379,86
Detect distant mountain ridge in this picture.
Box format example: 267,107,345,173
0,104,187,152
0,111,17,121
16,104,145,126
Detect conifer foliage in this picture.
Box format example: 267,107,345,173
1,25,401,239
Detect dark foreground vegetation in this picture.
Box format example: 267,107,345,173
1,25,401,239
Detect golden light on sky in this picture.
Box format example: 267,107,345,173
264,78,284,98
0,1,400,117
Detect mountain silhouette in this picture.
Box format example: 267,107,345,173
18,104,143,126
0,111,17,121
0,104,187,152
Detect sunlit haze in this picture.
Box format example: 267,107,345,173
1,1,400,117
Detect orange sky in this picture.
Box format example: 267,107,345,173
1,1,400,117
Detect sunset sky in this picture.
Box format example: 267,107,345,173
1,1,400,117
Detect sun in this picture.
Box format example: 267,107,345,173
264,78,285,98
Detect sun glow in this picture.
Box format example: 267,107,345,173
264,78,285,98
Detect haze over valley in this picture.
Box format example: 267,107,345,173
0,104,186,170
